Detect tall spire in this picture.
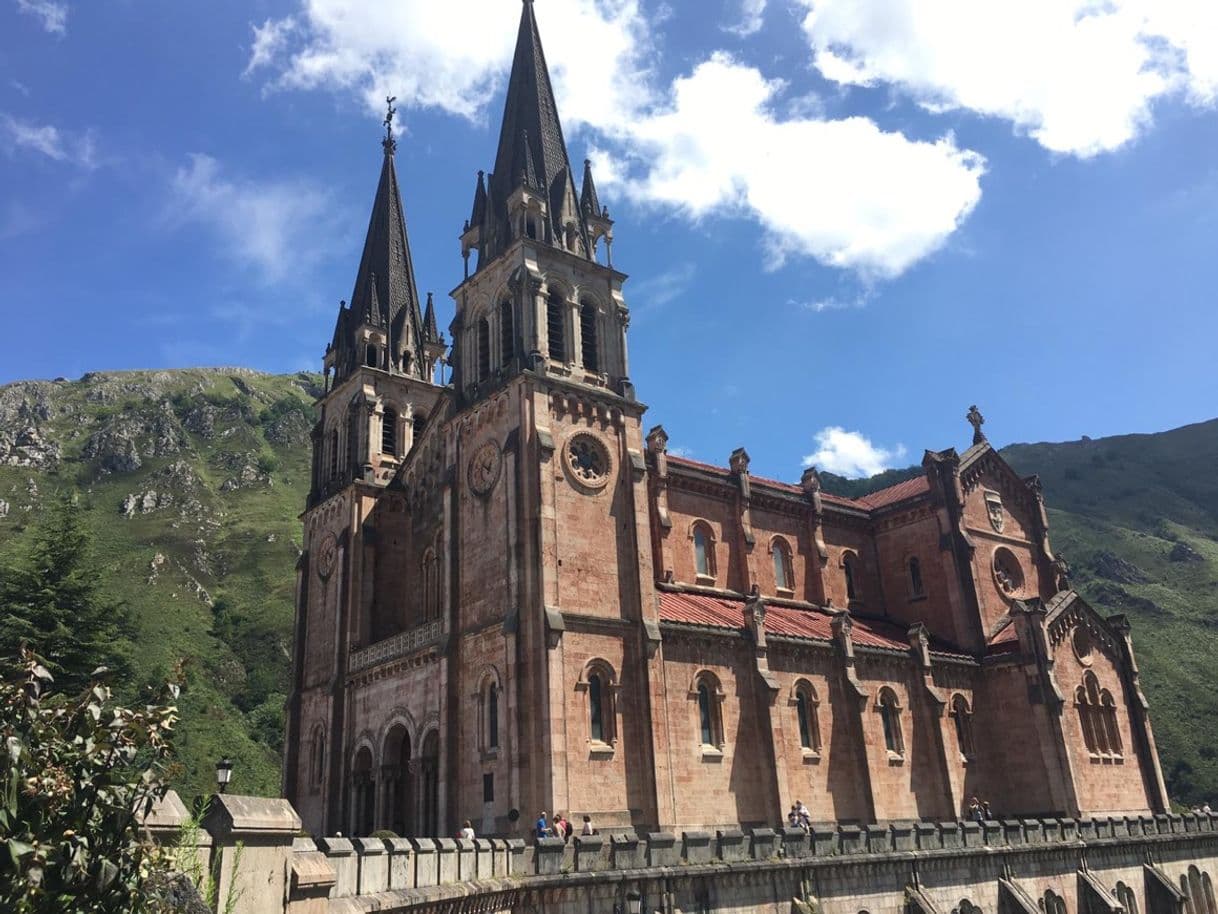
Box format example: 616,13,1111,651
481,0,585,256
337,110,427,380
580,158,600,216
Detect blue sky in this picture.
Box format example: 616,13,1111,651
2,0,1216,481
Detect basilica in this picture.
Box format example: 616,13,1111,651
282,0,1171,839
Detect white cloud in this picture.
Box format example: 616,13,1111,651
248,0,651,128
15,0,67,35
245,18,298,78
251,4,984,278
0,114,97,168
600,55,985,278
724,0,767,37
802,427,906,478
795,0,1218,158
630,262,696,314
167,154,333,284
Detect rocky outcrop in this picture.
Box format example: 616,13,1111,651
1169,541,1204,564
215,450,273,492
1088,582,1166,617
120,461,205,518
0,500,8,518
0,426,61,468
83,402,188,474
1091,550,1151,584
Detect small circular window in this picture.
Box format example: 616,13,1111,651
565,433,612,490
1072,626,1094,665
993,547,1025,598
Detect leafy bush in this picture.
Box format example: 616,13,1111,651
0,649,180,913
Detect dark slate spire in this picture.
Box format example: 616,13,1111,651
483,0,586,254
580,158,600,216
422,292,439,342
343,120,427,378
469,170,487,228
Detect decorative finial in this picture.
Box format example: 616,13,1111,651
382,95,398,155
966,405,986,445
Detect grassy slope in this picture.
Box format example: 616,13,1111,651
0,369,317,802
2,368,1214,806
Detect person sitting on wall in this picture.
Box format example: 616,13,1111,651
581,815,595,836
554,812,571,841
796,800,812,830
982,801,993,821
967,797,984,823
460,820,475,840
535,811,550,840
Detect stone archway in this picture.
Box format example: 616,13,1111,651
381,724,412,837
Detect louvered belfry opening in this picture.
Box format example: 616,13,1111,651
580,301,598,372
546,293,566,362
499,299,514,367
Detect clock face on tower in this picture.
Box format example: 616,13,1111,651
316,533,338,580
469,440,502,496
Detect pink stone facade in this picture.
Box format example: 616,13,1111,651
282,1,1171,841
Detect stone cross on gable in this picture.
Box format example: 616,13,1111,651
967,405,987,445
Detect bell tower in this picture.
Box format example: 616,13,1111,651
309,100,446,506
452,0,632,406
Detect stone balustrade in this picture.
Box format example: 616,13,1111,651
142,793,1218,914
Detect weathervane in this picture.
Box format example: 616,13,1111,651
382,95,398,155
966,405,986,445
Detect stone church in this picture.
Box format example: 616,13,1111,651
283,0,1171,840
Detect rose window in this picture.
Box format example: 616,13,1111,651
993,547,1025,597
566,434,611,488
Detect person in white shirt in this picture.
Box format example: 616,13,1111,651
460,820,475,840
581,815,594,836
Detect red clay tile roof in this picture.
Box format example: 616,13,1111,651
663,455,929,512
853,475,931,510
658,592,909,652
986,621,1020,656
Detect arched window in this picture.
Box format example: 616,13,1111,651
772,537,794,592
310,726,326,788
477,672,501,753
1202,873,1216,914
579,661,618,747
878,688,903,756
951,694,975,760
413,412,426,444
546,292,567,362
1182,878,1197,914
1187,867,1209,914
366,344,379,368
1116,883,1139,914
499,299,514,367
692,522,716,580
1077,672,1117,757
328,428,340,480
525,216,538,240
488,682,500,749
580,300,599,372
421,546,441,623
589,674,604,741
793,680,821,752
1043,891,1067,914
477,317,491,381
382,407,397,457
694,672,724,750
908,556,925,598
843,551,861,603
1100,691,1122,757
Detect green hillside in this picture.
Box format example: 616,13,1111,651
1,369,1214,807
0,369,320,801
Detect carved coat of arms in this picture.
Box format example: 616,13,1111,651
984,491,1004,533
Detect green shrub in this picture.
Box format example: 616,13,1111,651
0,649,180,913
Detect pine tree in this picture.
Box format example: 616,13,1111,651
0,494,130,692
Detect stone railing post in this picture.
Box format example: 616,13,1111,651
202,795,301,914
535,837,566,875
575,834,606,871
683,831,713,864
717,829,747,861
317,837,356,898
436,838,458,883
647,832,678,867
353,837,388,894
288,838,336,914
386,838,413,890
750,827,779,860
611,833,643,869
411,838,437,887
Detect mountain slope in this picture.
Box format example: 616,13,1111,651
0,369,320,800
2,370,1214,806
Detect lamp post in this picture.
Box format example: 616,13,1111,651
215,757,234,794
